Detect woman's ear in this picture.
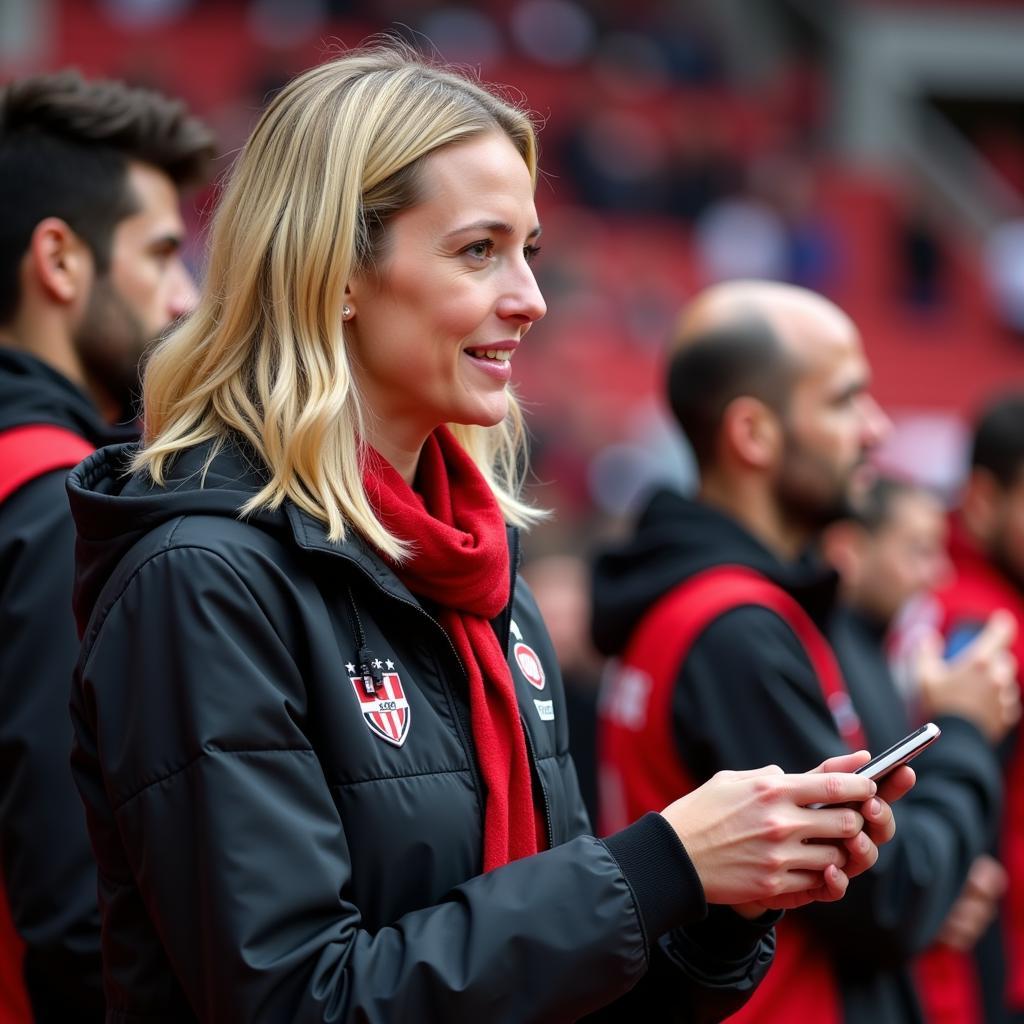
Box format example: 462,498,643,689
721,395,783,471
29,218,91,305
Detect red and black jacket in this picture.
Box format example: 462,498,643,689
0,348,136,1022
592,489,1002,1024
931,518,1024,1012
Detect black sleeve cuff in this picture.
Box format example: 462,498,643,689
602,811,707,941
679,904,782,962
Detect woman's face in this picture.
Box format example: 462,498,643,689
347,131,546,468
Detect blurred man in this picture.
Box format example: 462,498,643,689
825,478,1016,1024
593,281,1015,1024
0,71,214,1021
923,395,1024,1023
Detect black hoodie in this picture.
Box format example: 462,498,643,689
0,349,136,1022
64,441,778,1023
592,488,1003,1024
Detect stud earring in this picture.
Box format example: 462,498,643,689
343,305,352,318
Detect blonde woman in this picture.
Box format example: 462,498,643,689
66,46,908,1022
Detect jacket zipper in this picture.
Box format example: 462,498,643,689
346,588,384,695
346,554,553,855
520,710,555,850
345,569,487,811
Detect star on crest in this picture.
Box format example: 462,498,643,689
345,662,356,674
372,658,383,670
385,659,395,670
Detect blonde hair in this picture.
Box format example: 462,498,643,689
133,42,544,560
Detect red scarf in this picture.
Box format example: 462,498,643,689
363,427,538,870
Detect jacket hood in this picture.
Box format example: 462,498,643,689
67,439,287,633
590,487,838,656
0,348,137,445
66,437,503,638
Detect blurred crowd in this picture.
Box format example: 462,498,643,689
2,1,1024,1022
4,0,1024,554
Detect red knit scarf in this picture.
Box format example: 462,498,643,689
363,427,538,871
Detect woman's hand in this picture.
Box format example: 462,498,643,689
660,765,876,909
728,751,914,917
815,749,915,881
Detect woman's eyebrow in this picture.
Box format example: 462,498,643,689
443,220,543,241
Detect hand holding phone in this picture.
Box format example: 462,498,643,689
808,723,939,808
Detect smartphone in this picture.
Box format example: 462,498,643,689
853,722,941,784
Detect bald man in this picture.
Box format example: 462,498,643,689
593,282,1005,1024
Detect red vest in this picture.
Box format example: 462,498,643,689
599,566,866,1024
0,424,95,1024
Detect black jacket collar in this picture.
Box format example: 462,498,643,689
0,347,138,445
591,487,839,656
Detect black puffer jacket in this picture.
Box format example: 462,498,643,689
0,349,136,1022
67,441,776,1024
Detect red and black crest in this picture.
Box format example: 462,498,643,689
514,641,546,690
348,670,411,747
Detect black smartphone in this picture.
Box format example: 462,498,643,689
853,722,941,784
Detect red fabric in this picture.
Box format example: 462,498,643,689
931,518,1024,1011
0,881,30,1024
0,424,94,504
599,566,855,1024
363,427,538,871
914,944,983,1024
0,424,95,1024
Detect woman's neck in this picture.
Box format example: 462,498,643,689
365,428,426,485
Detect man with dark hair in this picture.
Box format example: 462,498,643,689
0,70,214,1021
922,393,1024,1023
594,281,1014,1024
825,478,1017,1024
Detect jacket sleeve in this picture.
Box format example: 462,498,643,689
515,581,777,1023
581,904,777,1024
73,544,725,1024
0,471,104,1021
674,605,1002,967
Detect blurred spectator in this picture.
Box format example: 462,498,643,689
421,6,504,65
897,191,948,312
521,554,603,824
693,190,789,283
0,70,214,1021
510,0,595,68
594,280,1002,1024
667,120,742,223
823,479,952,628
756,152,840,293
922,393,1024,1023
824,477,1015,1024
562,108,671,214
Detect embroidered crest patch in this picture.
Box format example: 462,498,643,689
347,667,411,747
514,641,546,690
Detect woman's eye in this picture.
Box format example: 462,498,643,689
524,244,542,264
464,240,495,261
